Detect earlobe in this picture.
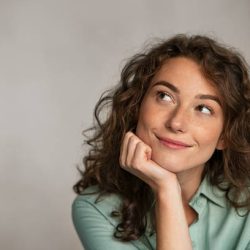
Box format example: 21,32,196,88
216,137,226,150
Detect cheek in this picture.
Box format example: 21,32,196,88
136,115,149,141
135,108,156,143
195,124,223,150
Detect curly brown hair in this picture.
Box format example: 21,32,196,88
74,34,250,241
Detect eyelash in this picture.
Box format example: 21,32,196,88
156,91,173,102
196,104,214,115
156,91,215,115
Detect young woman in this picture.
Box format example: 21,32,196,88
72,34,250,250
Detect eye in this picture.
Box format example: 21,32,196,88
157,91,173,102
196,105,213,115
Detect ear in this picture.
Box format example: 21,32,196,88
216,136,226,150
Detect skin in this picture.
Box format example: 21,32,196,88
120,57,225,250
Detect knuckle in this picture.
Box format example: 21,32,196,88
131,157,141,170
125,158,131,168
126,131,134,139
129,136,138,144
137,141,145,148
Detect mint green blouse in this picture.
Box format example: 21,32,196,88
72,177,250,250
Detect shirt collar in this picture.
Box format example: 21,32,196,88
190,175,227,208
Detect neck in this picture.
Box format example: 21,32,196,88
177,166,204,203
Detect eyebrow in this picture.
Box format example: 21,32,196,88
195,94,221,106
152,80,221,106
152,81,180,93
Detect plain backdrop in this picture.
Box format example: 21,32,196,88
0,0,249,249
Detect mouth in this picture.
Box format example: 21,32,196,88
156,136,192,149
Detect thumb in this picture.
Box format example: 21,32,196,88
145,145,152,161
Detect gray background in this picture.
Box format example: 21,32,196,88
0,0,249,249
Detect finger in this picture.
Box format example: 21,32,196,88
132,141,152,171
138,141,152,161
125,135,141,167
119,131,134,167
133,143,168,186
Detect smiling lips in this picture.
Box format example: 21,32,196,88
157,136,192,149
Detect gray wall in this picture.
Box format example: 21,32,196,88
0,0,249,249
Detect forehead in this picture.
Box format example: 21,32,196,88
150,57,220,97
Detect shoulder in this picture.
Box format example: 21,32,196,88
72,186,152,249
72,185,123,227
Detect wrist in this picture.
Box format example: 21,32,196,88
155,176,182,203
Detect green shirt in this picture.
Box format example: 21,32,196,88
72,177,250,250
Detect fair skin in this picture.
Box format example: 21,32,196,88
120,57,225,250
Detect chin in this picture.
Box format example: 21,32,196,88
152,156,184,173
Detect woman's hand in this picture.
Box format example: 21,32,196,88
119,131,180,195
120,131,193,250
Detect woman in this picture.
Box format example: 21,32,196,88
72,34,250,250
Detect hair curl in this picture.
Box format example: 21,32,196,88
74,34,250,241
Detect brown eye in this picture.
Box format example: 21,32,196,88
196,105,213,115
157,91,173,102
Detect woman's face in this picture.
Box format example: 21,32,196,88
136,57,224,174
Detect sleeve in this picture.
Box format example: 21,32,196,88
72,198,140,250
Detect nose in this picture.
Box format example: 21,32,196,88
166,105,188,133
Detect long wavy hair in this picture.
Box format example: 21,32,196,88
74,34,250,241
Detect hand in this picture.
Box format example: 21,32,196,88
120,132,192,250
119,132,180,194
